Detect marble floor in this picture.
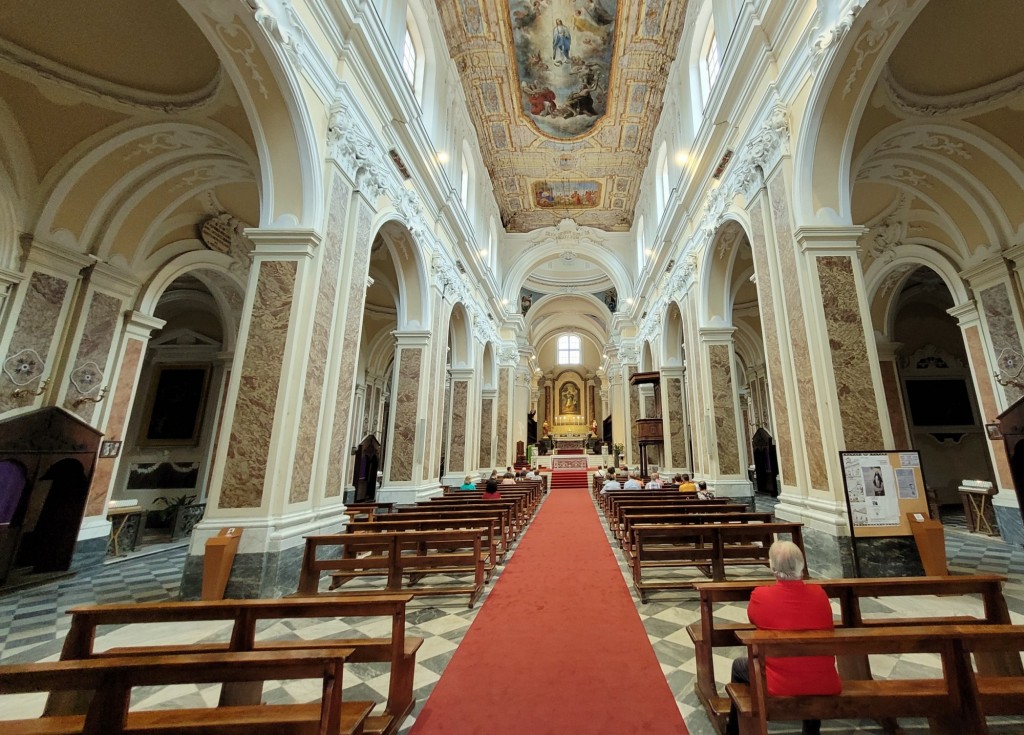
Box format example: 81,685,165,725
2,492,1024,733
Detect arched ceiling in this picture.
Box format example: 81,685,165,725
435,0,688,232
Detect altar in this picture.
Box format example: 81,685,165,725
552,435,589,454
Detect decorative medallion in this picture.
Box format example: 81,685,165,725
70,361,104,395
3,348,45,386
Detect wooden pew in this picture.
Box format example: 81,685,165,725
630,522,805,602
619,512,774,554
6,649,372,735
347,516,503,571
689,574,1019,731
47,594,419,735
612,504,755,545
603,493,742,522
383,507,514,549
727,625,1020,735
416,499,528,537
298,530,486,607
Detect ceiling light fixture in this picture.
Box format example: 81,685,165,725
626,297,635,305
478,248,488,259
644,248,654,257
674,150,689,166
436,151,449,164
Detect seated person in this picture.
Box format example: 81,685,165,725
482,478,502,500
696,480,714,499
524,466,537,479
501,471,517,485
600,475,622,495
623,473,643,490
594,465,606,481
672,473,683,484
459,474,477,491
726,541,839,735
644,472,662,489
678,473,697,493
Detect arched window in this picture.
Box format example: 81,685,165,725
402,15,425,102
557,334,581,365
699,24,720,107
656,142,670,209
636,214,646,272
460,157,470,206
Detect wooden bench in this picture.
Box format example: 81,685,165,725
46,594,419,735
690,574,1020,731
416,500,528,537
384,507,514,549
613,505,758,546
618,512,774,554
728,625,1024,735
631,522,805,602
347,516,503,571
603,493,740,521
298,530,486,607
4,649,372,735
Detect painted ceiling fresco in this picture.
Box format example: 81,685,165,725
435,0,688,232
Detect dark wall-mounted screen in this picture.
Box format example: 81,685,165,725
905,378,975,427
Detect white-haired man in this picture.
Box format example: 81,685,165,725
725,540,840,735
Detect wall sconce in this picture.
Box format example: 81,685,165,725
72,386,108,407
994,347,1024,390
12,377,48,399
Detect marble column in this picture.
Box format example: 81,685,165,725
380,330,435,498
444,368,473,483
181,225,338,599
622,359,641,465
479,389,496,470
495,352,516,467
950,300,1023,545
74,310,165,570
661,366,689,473
962,257,1024,407
876,339,911,449
698,327,750,497
0,241,90,417
512,363,531,462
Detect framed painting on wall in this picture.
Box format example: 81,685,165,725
139,365,210,446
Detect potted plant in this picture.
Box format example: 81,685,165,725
153,493,197,537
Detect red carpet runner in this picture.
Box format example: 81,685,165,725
409,486,688,735
548,469,588,489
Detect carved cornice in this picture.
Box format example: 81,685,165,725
882,65,1024,118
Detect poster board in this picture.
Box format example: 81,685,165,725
839,450,930,538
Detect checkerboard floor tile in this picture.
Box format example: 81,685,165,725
3,492,1024,734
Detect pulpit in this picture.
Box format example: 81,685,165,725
630,371,664,479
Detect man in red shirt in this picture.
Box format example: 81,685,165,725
725,540,840,735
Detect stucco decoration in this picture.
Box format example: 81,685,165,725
436,0,688,232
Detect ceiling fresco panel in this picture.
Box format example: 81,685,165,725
436,0,688,232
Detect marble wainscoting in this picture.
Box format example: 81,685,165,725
389,348,423,483
995,501,1024,548
478,397,493,468
707,345,740,476
179,544,306,600
666,377,687,468
447,380,469,473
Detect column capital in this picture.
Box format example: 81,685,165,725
959,256,1010,289
698,326,737,343
1002,243,1024,271
24,238,94,275
947,299,980,326
660,365,685,378
874,335,903,361
245,228,322,259
481,388,497,399
794,226,868,254
392,329,431,347
91,261,141,298
450,367,475,381
125,310,167,339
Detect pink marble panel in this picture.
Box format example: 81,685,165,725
448,380,469,472
85,338,143,517
220,259,296,509
768,176,828,489
628,367,640,458
389,347,422,482
708,345,741,475
327,199,371,497
66,292,122,424
0,272,69,415
666,377,687,468
964,325,1013,486
879,360,911,448
817,255,884,450
979,283,1024,404
748,205,795,477
478,397,493,467
496,368,511,464
291,176,349,503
